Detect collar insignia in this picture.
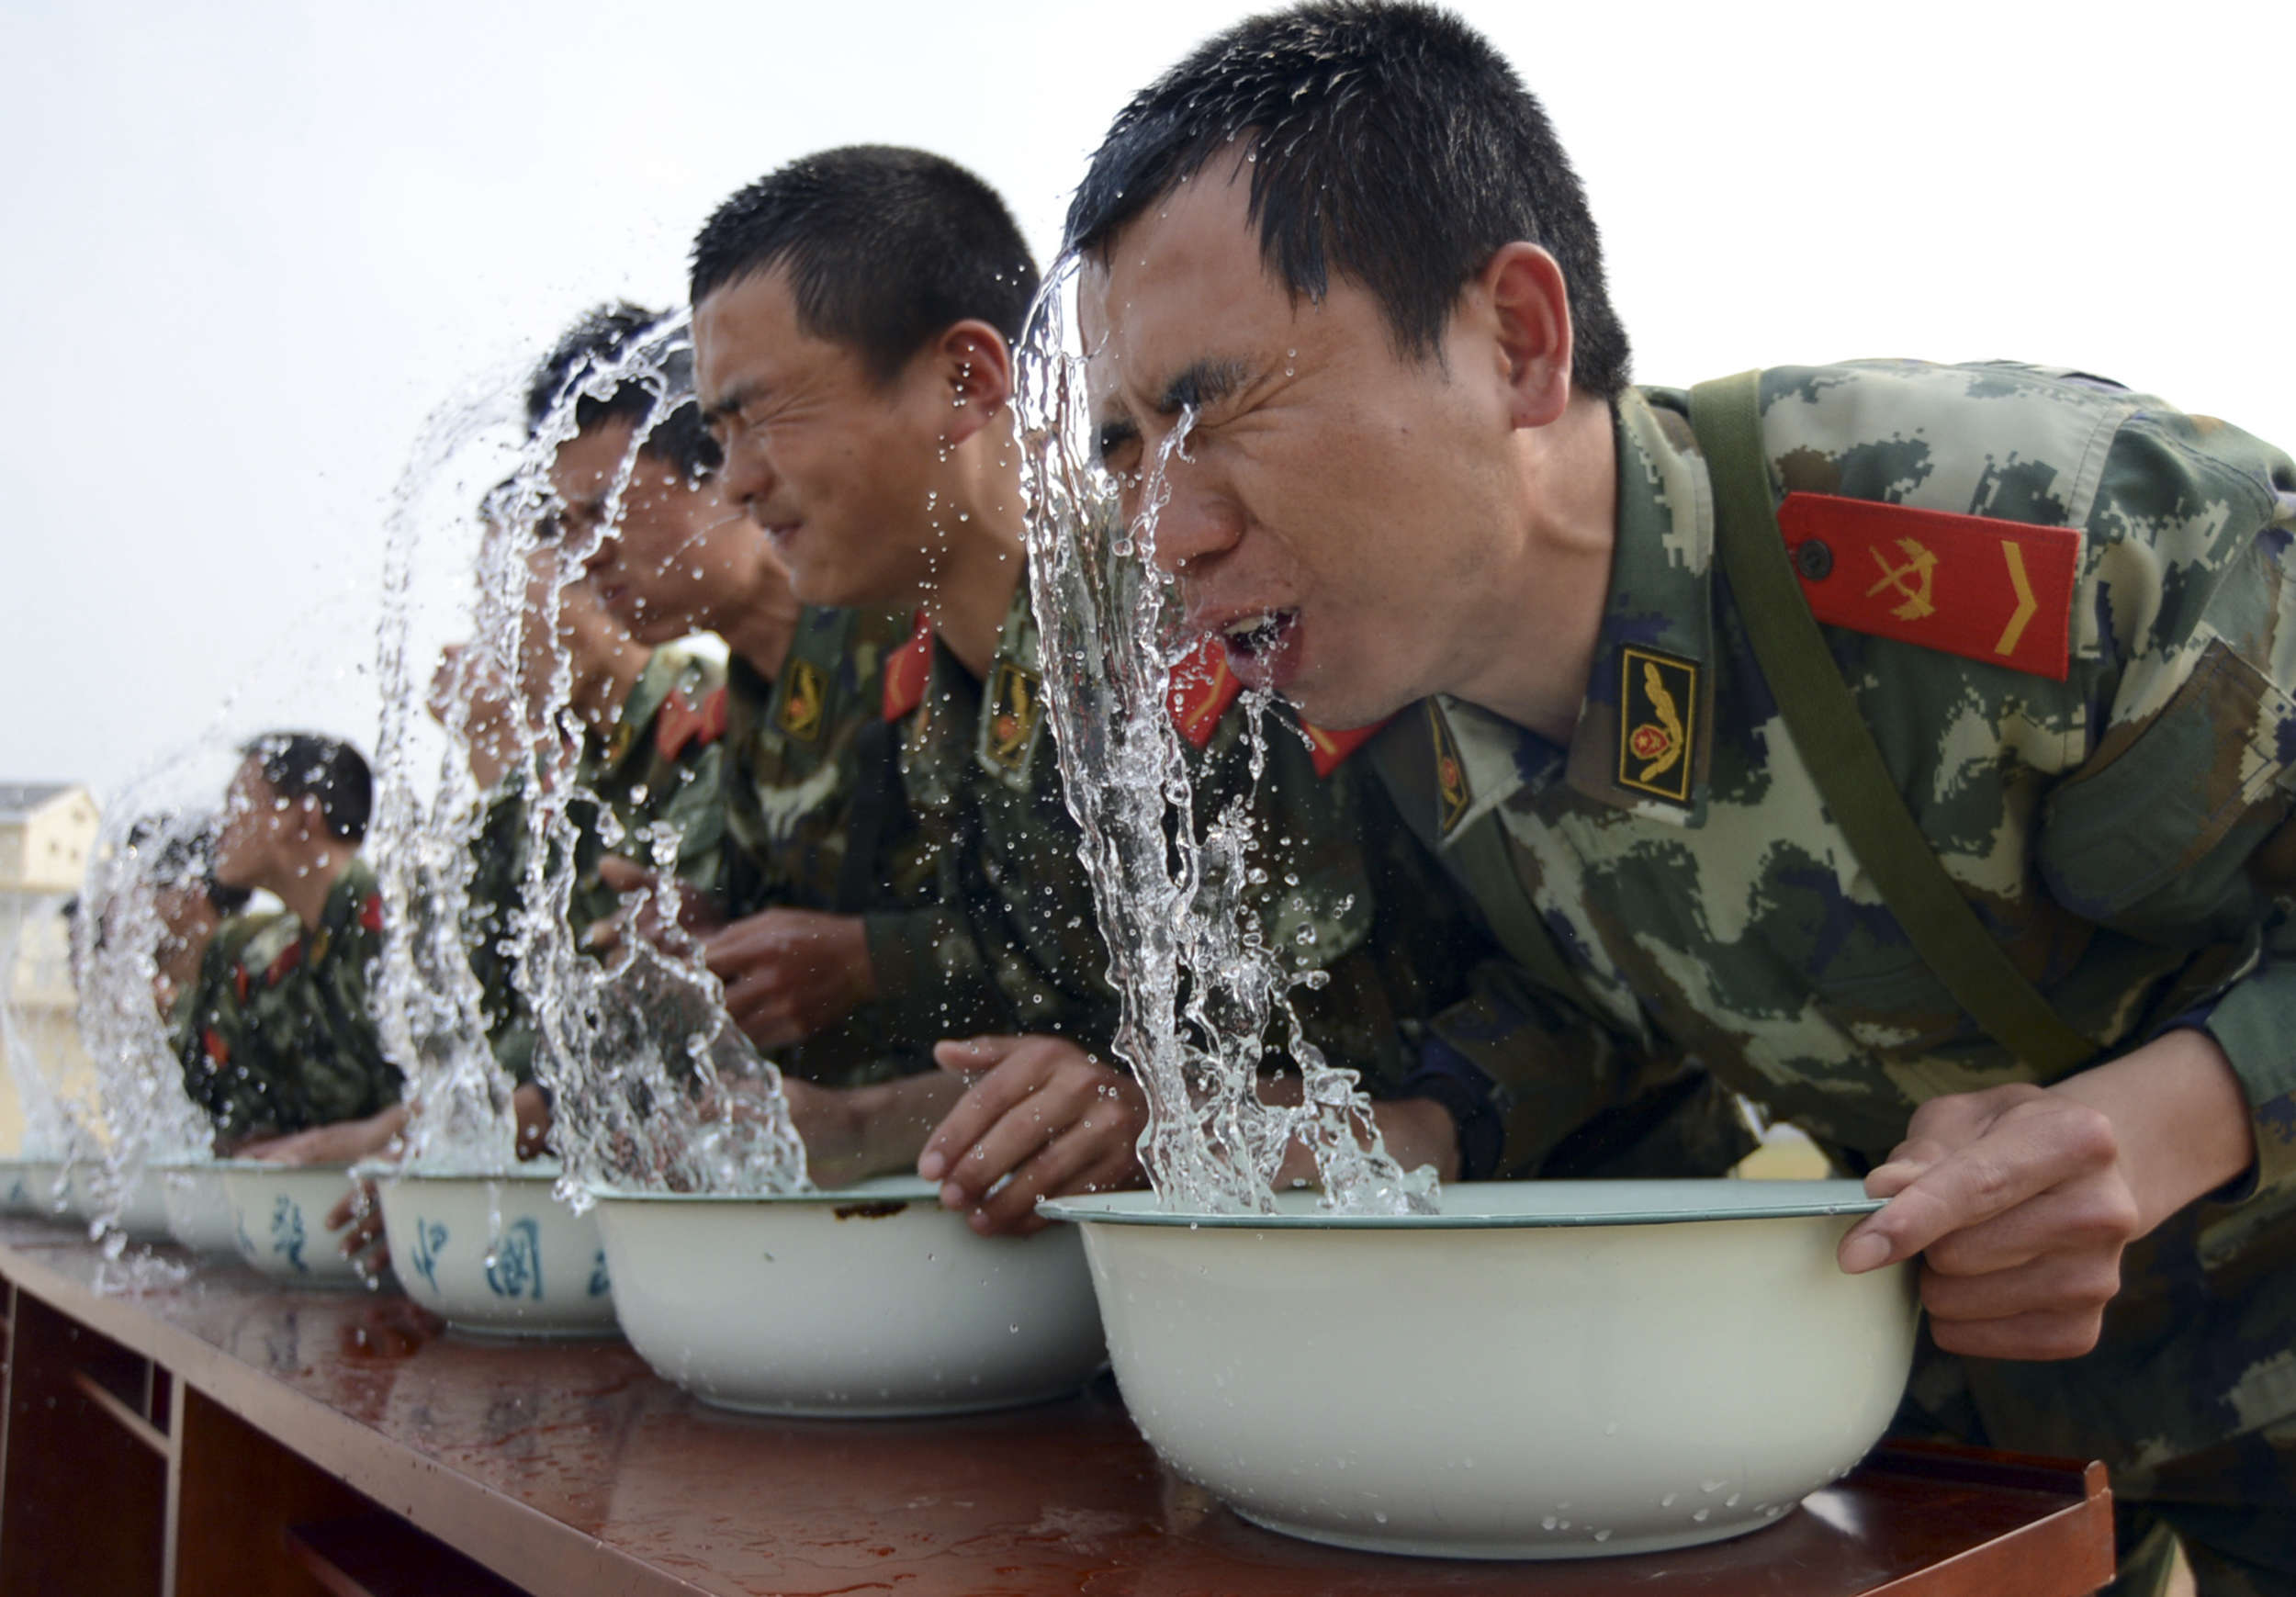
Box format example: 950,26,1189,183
1430,701,1472,838
986,660,1043,772
778,658,827,742
1617,646,1696,807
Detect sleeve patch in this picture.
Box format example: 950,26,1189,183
1780,492,2081,680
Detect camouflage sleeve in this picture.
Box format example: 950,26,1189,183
2032,406,2296,1202
860,904,1011,1050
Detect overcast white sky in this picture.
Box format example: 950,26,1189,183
3,0,2289,804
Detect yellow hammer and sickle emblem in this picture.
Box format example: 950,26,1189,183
780,660,827,738
996,672,1033,759
1865,536,1938,622
1638,661,1685,787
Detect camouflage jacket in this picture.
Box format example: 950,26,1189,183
172,908,302,1142
464,638,738,1078
1374,361,2296,1487
715,605,946,1087
173,858,401,1139
577,636,735,921
883,578,1508,1102
288,855,402,1127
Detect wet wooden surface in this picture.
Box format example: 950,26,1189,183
0,1215,2116,1596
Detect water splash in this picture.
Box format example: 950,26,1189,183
1013,257,1434,1217
494,313,808,1199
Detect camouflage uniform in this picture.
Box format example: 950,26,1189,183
883,578,1619,1116
1370,362,2296,1591
716,604,945,1087
288,855,402,1127
576,636,736,921
174,859,401,1139
467,638,737,1079
173,908,302,1142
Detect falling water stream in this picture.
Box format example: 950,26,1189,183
370,314,808,1198
1015,259,1435,1218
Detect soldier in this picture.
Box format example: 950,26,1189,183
206,732,406,1162
530,305,940,1109
1063,5,2296,1591
684,147,1716,1227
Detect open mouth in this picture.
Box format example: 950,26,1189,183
1219,610,1298,666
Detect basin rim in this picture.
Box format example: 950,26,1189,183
1039,1178,1885,1231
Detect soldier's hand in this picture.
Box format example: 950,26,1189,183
328,1179,391,1277
239,1103,411,1169
1838,1031,2254,1360
512,1082,553,1161
589,857,723,953
917,1036,1148,1237
704,909,876,1051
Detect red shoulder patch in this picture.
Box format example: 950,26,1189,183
264,939,304,988
202,1027,230,1067
882,610,935,724
1779,493,2080,680
1299,717,1391,779
1167,638,1244,749
359,894,384,935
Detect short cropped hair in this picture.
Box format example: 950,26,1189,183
526,303,723,482
240,733,373,844
1064,1,1631,397
690,146,1041,385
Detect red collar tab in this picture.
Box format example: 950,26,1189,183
655,684,730,763
1779,493,2079,680
1167,637,1244,749
202,1027,230,1067
264,939,304,988
232,964,250,1004
882,611,936,724
358,893,385,935
1300,717,1390,779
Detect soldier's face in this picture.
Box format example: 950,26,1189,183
551,422,750,646
692,267,958,610
1082,159,1528,730
211,763,281,888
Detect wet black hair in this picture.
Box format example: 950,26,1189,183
525,303,723,482
1064,0,1631,397
239,733,373,844
689,146,1041,385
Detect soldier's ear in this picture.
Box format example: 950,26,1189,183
932,321,1015,447
1475,242,1574,432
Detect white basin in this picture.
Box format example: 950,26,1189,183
1039,1180,1918,1559
590,1175,1107,1416
66,1164,174,1243
219,1162,367,1287
377,1164,618,1338
157,1163,240,1254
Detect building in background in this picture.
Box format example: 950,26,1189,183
0,783,99,1154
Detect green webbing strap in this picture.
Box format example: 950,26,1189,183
1448,814,1604,1025
1689,371,2097,1074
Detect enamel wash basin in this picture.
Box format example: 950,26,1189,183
219,1162,367,1287
1039,1179,1917,1559
590,1175,1107,1416
376,1162,617,1337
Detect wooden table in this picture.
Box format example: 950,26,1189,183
0,1215,2117,1596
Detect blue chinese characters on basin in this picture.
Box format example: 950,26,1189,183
485,1218,544,1300
271,1194,307,1274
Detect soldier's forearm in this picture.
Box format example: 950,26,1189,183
2054,1029,2255,1234
1260,1075,1462,1186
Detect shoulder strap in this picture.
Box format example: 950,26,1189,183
1447,816,1605,1023
1688,371,2095,1074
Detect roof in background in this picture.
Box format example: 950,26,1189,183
0,783,88,822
